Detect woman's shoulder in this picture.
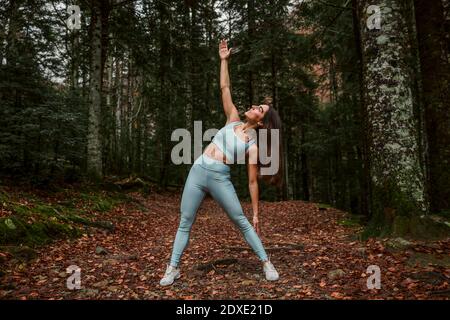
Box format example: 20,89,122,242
225,117,242,126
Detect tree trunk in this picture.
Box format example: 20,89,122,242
247,0,256,105
105,52,114,173
352,0,372,219
114,57,123,173
87,0,103,179
358,0,427,233
300,125,310,201
415,0,450,214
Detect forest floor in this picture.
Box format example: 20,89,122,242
0,183,449,300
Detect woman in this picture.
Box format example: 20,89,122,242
160,39,283,286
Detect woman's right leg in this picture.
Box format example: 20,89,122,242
169,164,206,267
207,171,269,263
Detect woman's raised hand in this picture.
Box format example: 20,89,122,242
219,39,232,60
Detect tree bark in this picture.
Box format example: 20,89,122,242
358,0,427,231
415,0,450,213
247,0,256,105
352,0,372,219
87,0,103,179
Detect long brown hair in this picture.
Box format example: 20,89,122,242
255,97,284,189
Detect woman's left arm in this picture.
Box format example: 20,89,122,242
247,144,260,235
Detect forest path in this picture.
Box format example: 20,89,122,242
1,191,449,299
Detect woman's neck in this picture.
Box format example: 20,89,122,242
241,121,259,133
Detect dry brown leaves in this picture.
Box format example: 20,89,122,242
0,190,448,300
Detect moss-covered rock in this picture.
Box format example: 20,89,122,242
0,217,27,244
0,186,126,247
78,191,125,212
409,215,450,239
385,237,413,251
368,214,450,240
395,215,450,239
0,245,37,262
407,252,450,268
392,216,410,237
0,216,80,246
327,269,346,280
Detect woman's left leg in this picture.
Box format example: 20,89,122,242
208,172,269,262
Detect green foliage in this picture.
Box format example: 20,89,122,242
0,215,80,246
317,203,332,210
0,185,127,246
0,1,87,179
337,213,365,227
1,0,446,243
0,0,364,206
371,178,424,219
78,192,119,212
363,179,450,239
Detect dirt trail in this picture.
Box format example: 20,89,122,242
1,192,449,299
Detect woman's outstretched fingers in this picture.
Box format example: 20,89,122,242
253,215,260,235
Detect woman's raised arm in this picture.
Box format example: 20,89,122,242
219,39,240,124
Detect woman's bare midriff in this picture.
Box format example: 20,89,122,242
203,142,228,163
203,122,251,164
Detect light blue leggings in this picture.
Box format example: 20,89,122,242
169,154,269,267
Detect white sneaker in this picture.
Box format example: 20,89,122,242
159,264,181,286
263,261,279,281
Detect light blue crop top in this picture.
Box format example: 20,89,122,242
211,120,256,163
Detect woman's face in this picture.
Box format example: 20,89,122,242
245,104,270,124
